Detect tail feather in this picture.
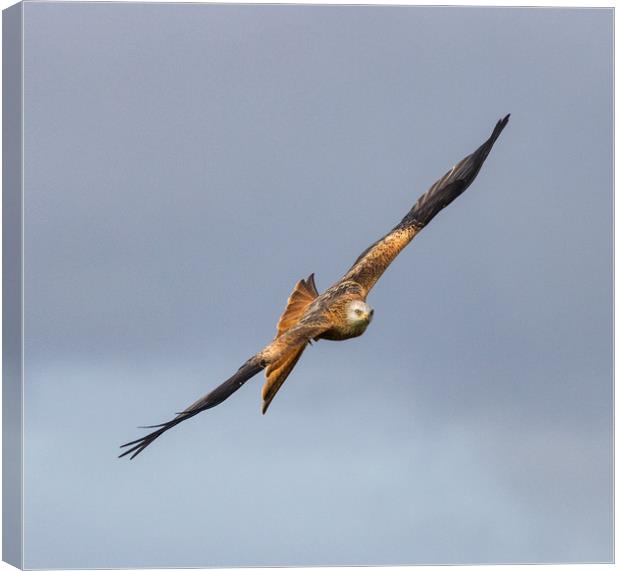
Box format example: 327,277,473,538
261,346,305,414
119,357,264,459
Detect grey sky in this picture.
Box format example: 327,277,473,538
20,3,612,568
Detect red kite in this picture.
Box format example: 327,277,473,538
120,115,509,459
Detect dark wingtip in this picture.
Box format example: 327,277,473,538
118,446,137,459
490,114,510,142
119,356,265,460
118,435,155,459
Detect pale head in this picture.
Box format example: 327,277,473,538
346,300,374,326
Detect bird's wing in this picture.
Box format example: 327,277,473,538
119,315,331,459
119,356,265,459
341,114,510,295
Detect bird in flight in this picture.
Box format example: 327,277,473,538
120,115,510,459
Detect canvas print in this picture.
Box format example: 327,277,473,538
3,2,613,569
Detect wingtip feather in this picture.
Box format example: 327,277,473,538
490,113,510,142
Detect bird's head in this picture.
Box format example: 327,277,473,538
346,300,374,327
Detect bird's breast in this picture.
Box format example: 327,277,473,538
317,319,370,341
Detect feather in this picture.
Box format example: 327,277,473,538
119,357,264,459
342,115,509,294
261,346,305,414
275,274,319,337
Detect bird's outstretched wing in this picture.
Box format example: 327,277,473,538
119,316,331,459
119,357,265,459
341,114,510,295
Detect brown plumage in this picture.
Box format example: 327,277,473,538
262,273,319,413
120,115,509,459
274,274,319,337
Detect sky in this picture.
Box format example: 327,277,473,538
18,3,612,568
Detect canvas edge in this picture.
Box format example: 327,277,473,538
3,2,24,569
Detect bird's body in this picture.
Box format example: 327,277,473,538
317,297,373,341
120,115,510,459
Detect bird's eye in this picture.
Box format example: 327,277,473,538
355,309,363,315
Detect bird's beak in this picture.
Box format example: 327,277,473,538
366,309,374,323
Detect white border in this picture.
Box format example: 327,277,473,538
0,2,614,571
